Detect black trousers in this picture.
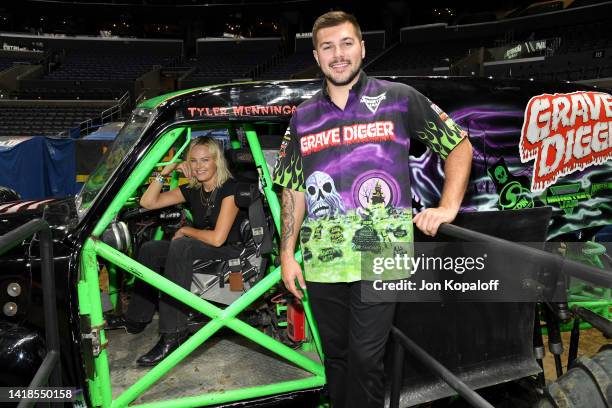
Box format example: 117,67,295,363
307,281,396,408
126,238,241,333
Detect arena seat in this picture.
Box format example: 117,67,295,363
15,87,123,100
0,54,44,72
258,52,317,79
365,6,611,82
184,38,281,84
186,53,269,82
44,51,176,81
0,105,109,137
601,65,612,78
260,31,386,80
367,41,483,75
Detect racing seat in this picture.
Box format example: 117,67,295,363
190,182,273,305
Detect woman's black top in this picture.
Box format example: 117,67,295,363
179,179,246,245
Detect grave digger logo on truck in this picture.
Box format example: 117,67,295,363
520,91,612,192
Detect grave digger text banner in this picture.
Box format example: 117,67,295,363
520,91,612,192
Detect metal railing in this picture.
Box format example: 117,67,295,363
389,222,612,408
0,218,61,408
76,90,131,137
390,327,495,408
135,90,148,106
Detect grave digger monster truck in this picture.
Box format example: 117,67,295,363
0,77,611,408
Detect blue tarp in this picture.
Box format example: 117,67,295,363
0,137,79,200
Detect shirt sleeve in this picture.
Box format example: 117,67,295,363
272,117,305,192
218,180,236,200
407,88,467,160
179,184,191,205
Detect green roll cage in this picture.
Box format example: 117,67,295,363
77,122,326,407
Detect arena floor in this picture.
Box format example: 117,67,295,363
106,317,319,405
542,328,611,381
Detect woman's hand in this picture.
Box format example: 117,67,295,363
159,162,177,176
175,161,191,179
172,228,186,240
160,161,191,178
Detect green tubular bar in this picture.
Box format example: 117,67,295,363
80,125,189,405
153,227,164,241
132,377,325,408
152,172,181,241
81,240,113,407
90,127,186,324
292,251,324,361
92,127,186,238
243,127,281,233
104,127,188,305
242,126,324,362
81,124,326,407
156,128,191,167
170,170,180,189
563,244,612,332
91,239,324,407
108,264,118,309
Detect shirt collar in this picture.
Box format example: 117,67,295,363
321,69,368,100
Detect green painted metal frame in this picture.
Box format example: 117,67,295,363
105,127,190,310
77,123,326,407
565,240,611,331
155,128,192,167
242,124,324,360
538,240,612,334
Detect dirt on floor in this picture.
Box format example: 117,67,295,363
542,328,611,382
105,317,320,405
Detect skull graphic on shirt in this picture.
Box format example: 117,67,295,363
305,171,345,219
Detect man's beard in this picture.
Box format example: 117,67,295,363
323,58,362,86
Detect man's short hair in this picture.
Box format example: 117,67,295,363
312,11,362,49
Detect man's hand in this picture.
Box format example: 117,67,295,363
415,138,472,237
413,206,458,237
281,256,306,300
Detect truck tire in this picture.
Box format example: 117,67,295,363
536,348,612,408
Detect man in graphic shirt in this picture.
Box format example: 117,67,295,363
273,11,473,408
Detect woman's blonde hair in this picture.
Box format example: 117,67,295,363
187,136,232,189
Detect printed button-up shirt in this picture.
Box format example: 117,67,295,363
273,71,466,283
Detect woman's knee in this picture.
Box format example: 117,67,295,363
167,238,193,259
138,240,168,261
